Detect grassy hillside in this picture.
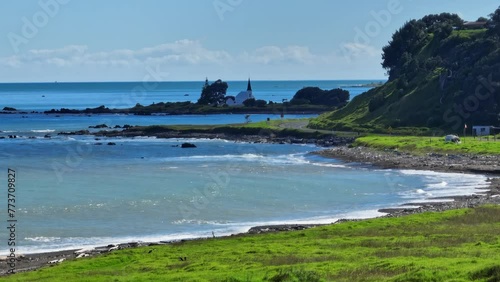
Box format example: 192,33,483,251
310,14,500,134
4,206,500,281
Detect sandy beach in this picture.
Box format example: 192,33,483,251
2,145,499,276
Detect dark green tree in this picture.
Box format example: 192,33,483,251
381,14,463,80
421,13,463,32
291,87,349,107
242,98,256,107
382,20,427,80
197,79,229,105
255,99,267,107
488,6,500,36
435,23,453,39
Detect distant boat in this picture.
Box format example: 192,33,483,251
42,95,45,97
184,94,189,96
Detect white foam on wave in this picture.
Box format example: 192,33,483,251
164,153,348,169
399,189,432,199
165,166,179,169
172,219,231,225
407,198,455,204
311,162,349,169
6,230,241,256
397,169,491,201
427,181,448,188
7,208,385,256
168,153,287,163
400,169,486,181
25,236,62,243
31,129,56,133
130,136,158,140
100,137,234,144
173,209,385,232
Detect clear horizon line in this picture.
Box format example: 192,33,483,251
0,78,387,84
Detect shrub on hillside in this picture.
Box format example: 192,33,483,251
291,87,349,107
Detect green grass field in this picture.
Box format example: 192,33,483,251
113,118,348,141
354,135,500,155
4,206,500,281
120,118,309,132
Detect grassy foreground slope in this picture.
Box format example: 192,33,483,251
5,206,500,281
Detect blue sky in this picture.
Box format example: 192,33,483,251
0,0,498,82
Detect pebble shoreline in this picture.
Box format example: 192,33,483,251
313,146,500,217
314,146,500,175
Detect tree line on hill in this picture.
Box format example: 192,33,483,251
310,6,500,132
382,9,500,82
381,7,500,127
41,81,350,115
196,79,349,108
37,79,351,115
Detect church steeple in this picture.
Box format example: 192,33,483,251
247,78,252,91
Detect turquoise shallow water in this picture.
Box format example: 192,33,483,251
0,113,317,134
0,136,490,254
0,80,490,255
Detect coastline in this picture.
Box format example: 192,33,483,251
93,128,355,147
312,145,500,215
314,145,500,175
2,145,499,276
1,108,329,116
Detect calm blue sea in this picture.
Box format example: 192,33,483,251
0,80,490,255
0,80,376,112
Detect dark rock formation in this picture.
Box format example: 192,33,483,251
181,143,197,148
58,130,91,135
89,124,109,129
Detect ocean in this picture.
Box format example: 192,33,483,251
0,80,490,255
0,80,376,112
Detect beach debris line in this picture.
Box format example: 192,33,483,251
247,224,326,234
73,244,129,256
75,253,90,259
47,258,65,264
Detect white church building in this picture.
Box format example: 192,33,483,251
226,79,255,106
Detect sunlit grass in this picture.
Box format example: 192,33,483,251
354,135,500,155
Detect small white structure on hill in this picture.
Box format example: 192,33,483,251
473,126,491,136
226,79,255,106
